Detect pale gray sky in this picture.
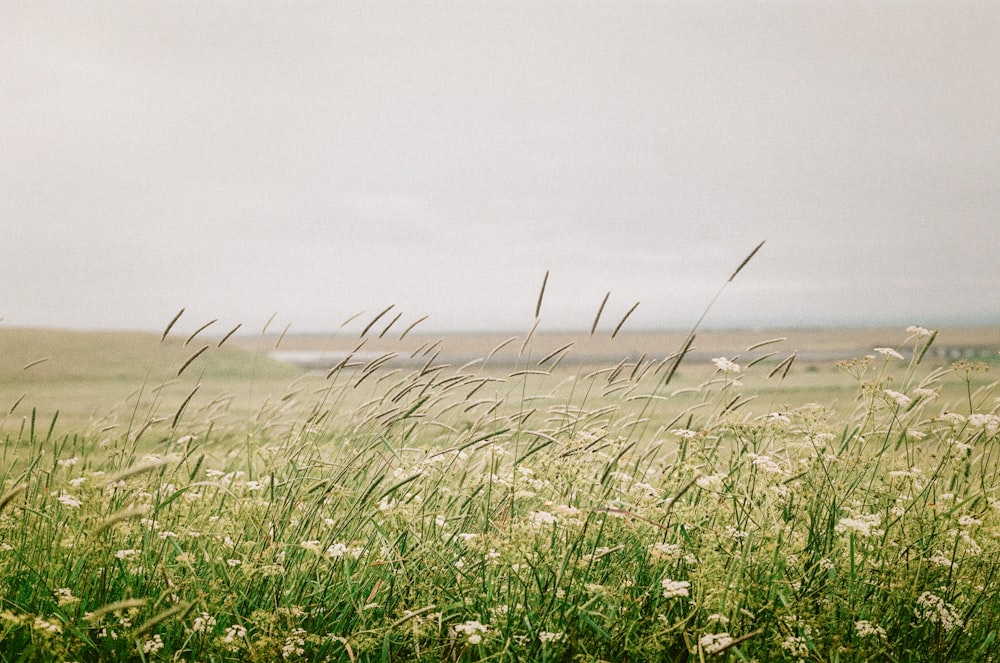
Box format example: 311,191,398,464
3,1,999,335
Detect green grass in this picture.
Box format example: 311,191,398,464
1,323,999,662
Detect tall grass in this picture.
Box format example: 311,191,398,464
2,304,999,660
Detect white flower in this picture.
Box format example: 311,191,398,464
835,513,883,538
781,635,809,657
453,620,488,645
538,631,563,643
671,428,698,439
115,549,140,560
958,515,983,528
884,389,913,408
648,542,683,561
746,453,786,475
696,474,725,491
874,347,905,360
968,414,1000,431
711,357,741,373
699,632,734,653
57,491,82,508
300,540,322,552
326,542,364,559
661,578,691,599
57,457,79,468
54,588,79,607
223,623,247,644
32,617,63,636
854,619,886,640
915,592,963,632
226,558,242,567
192,612,217,633
906,325,933,339
142,634,164,654
281,628,306,659
528,511,558,527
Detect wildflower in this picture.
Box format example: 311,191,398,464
671,428,698,439
711,357,740,373
54,588,79,607
141,634,164,654
835,513,883,538
907,325,933,339
648,543,682,565
927,553,954,569
746,453,786,475
435,514,447,527
874,347,904,360
939,412,967,425
538,631,563,643
222,623,247,649
57,457,79,468
157,530,178,539
326,542,364,559
696,474,725,491
725,525,749,541
855,620,887,639
949,439,973,453
453,620,488,645
300,540,322,552
968,414,1000,431
69,476,87,488
32,617,63,636
661,578,691,599
57,491,82,508
528,511,558,527
707,613,730,624
115,549,140,560
192,612,217,633
226,558,242,567
281,628,307,659
957,515,982,528
781,635,809,657
915,591,963,632
884,389,912,407
912,388,938,400
699,632,734,654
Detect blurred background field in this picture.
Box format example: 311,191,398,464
3,325,997,440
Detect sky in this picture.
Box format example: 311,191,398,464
3,1,999,336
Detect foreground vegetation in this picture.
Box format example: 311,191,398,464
1,318,999,661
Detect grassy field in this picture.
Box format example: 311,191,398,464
1,322,999,661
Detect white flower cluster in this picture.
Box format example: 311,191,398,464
884,389,913,408
835,513,883,538
281,628,307,659
141,634,164,654
874,347,905,360
661,578,691,599
855,620,887,639
915,591,963,632
711,357,741,373
698,632,734,653
453,620,489,645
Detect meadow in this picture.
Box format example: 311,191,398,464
1,313,999,662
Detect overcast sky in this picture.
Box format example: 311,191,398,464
3,1,999,336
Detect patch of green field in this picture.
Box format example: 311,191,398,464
1,325,999,661
1,328,304,437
